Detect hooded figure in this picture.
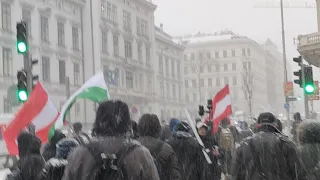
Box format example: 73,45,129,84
7,132,44,180
39,138,79,180
231,112,307,180
42,130,66,161
137,114,180,180
62,100,159,180
168,121,210,180
298,121,320,180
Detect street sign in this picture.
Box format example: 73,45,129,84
308,96,319,100
284,82,294,97
286,97,297,101
284,103,290,110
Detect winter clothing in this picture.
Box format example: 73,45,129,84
291,112,302,143
169,119,181,133
160,124,172,142
17,132,41,159
39,158,68,180
231,112,307,180
131,120,139,139
56,138,79,159
168,131,210,180
138,113,180,180
299,121,320,180
62,137,159,180
42,130,66,161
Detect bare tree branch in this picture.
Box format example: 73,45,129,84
241,67,254,117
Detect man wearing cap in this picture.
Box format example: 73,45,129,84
231,112,307,180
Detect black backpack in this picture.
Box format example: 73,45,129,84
85,141,140,180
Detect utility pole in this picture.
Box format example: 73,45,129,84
301,62,310,118
66,76,71,122
280,0,290,120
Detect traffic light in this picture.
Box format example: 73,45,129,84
17,70,28,102
16,21,28,54
293,56,302,87
304,66,314,94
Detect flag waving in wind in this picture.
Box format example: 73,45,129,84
208,85,232,134
3,82,59,155
52,72,110,138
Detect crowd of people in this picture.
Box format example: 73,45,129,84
3,100,320,180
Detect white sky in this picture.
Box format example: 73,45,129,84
153,0,318,112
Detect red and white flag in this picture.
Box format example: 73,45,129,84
3,82,59,155
209,85,232,134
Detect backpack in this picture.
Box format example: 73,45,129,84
219,127,234,151
149,142,165,180
85,141,140,180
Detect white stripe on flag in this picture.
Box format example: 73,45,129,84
32,99,59,132
213,94,231,119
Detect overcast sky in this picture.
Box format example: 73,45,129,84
152,0,318,112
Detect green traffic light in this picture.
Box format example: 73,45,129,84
305,84,315,94
18,90,28,102
17,41,27,53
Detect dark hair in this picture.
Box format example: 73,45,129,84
17,132,41,158
19,154,45,180
131,120,139,139
73,122,83,133
138,114,161,138
92,100,131,137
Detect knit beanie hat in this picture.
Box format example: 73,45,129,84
56,138,79,159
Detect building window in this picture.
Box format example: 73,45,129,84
136,17,140,35
106,2,111,20
223,50,227,58
216,77,220,86
215,52,219,58
224,64,228,71
193,93,197,102
101,30,108,53
207,65,212,72
124,40,132,58
59,60,66,84
178,85,182,100
138,43,142,61
184,66,188,74
232,63,236,71
22,9,31,36
185,80,188,88
185,94,189,102
172,84,176,99
242,48,246,56
1,2,11,31
208,78,212,86
247,48,251,56
2,48,11,76
207,52,211,59
57,22,65,46
200,66,204,73
192,79,196,87
215,64,220,72
139,74,144,90
3,97,11,113
101,0,107,17
42,56,50,81
171,60,175,77
159,55,163,74
160,82,164,97
200,79,204,87
166,83,170,98
233,76,237,85
40,16,49,42
113,35,119,57
146,46,150,64
72,27,79,50
112,5,117,23
224,77,229,85
165,57,169,76
177,62,180,78
73,63,80,85
123,10,131,32
232,50,236,57
126,71,133,89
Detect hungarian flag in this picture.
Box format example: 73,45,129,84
3,82,59,155
51,72,110,139
208,85,232,134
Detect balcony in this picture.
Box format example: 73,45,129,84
297,32,320,67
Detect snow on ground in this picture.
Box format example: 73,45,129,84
0,168,10,180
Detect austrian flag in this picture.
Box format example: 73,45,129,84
210,85,232,134
3,82,59,155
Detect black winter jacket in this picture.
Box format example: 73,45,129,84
138,136,180,180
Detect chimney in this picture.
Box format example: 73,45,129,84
160,23,163,31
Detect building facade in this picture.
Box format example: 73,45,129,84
155,24,185,121
82,0,158,123
179,31,286,117
0,0,86,123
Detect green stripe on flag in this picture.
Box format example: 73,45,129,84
76,87,109,103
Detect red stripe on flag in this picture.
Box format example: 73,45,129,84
36,113,59,143
3,82,48,155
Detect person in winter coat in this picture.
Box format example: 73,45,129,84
62,100,159,180
298,120,320,180
137,113,180,180
231,112,307,180
161,119,180,142
196,122,221,180
168,121,210,180
72,122,90,144
39,138,79,180
131,120,139,139
7,132,45,180
42,130,66,161
238,121,253,142
291,112,302,143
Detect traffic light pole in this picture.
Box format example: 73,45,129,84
301,63,310,119
23,51,33,95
